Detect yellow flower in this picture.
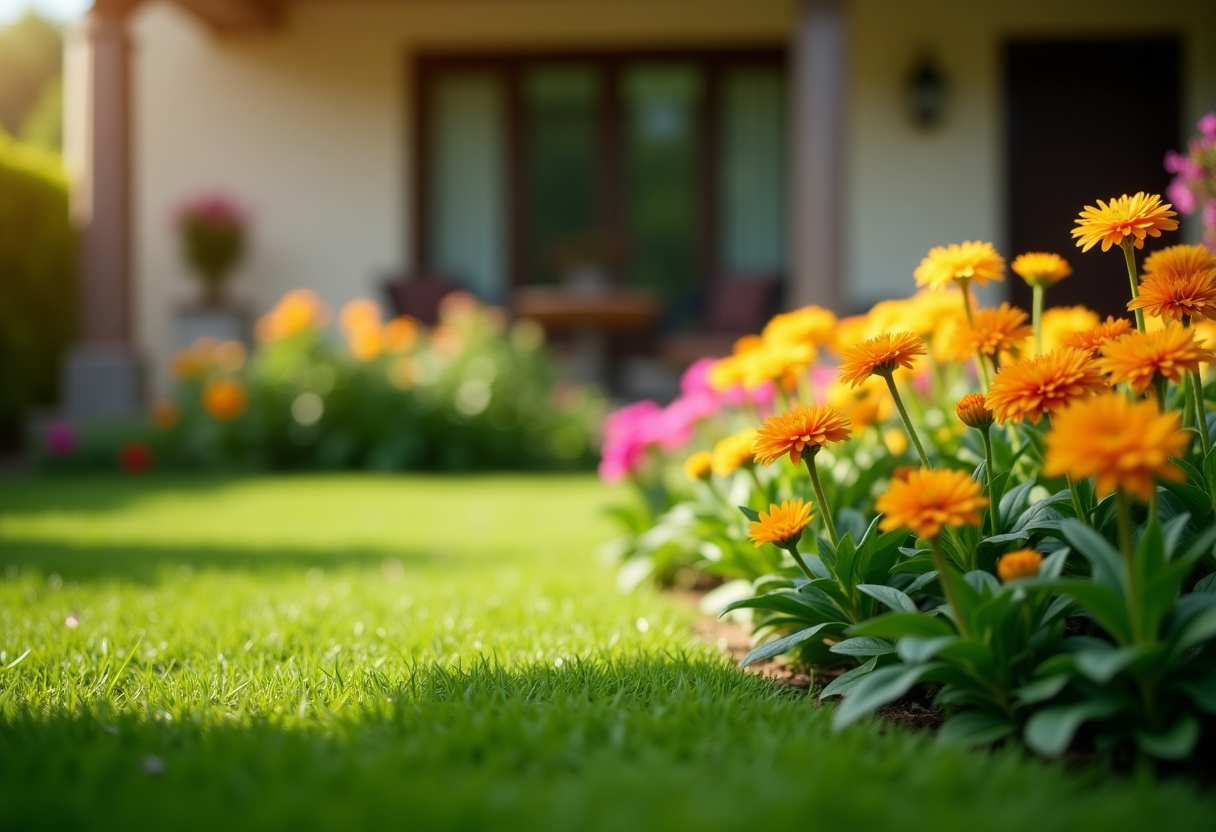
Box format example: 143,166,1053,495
1040,305,1101,354
683,450,713,481
947,302,1032,360
914,241,1005,291
838,331,926,388
753,405,852,467
1127,264,1216,324
1060,316,1133,358
749,499,814,548
883,429,909,456
1142,243,1216,279
741,343,817,388
997,549,1043,583
826,376,893,433
384,316,420,353
1012,252,1072,289
762,305,837,347
339,298,382,334
985,347,1108,424
1071,192,1178,252
1096,322,1212,394
256,289,330,342
711,429,759,478
348,324,383,362
876,467,988,539
954,393,994,429
1043,393,1187,501
203,377,248,422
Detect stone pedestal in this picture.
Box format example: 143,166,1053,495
62,342,143,421
175,305,250,348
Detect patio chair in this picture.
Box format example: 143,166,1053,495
383,271,463,326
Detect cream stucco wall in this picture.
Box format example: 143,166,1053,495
127,0,1216,394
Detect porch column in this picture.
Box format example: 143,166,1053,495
789,0,847,312
63,0,143,420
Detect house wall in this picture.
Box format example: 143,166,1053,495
125,0,1216,394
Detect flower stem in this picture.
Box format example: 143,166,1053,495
981,426,999,537
881,372,931,467
1045,413,1088,522
785,540,817,583
1114,487,1143,644
804,452,839,548
930,536,969,637
1121,240,1145,333
1193,369,1212,461
1032,285,1044,356
959,284,992,389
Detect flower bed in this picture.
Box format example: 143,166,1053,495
40,291,603,472
600,190,1216,762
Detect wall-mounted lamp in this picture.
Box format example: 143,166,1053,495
905,53,948,130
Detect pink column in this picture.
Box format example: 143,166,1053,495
63,1,143,419
789,0,847,313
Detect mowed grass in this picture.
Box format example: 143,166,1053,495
1,475,1212,831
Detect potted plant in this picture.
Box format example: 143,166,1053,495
177,193,247,307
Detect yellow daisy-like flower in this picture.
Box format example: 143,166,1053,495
1012,252,1073,289
997,549,1044,583
985,347,1108,425
1096,323,1213,394
1040,305,1101,354
955,393,994,429
876,467,989,539
1127,264,1216,324
914,241,1005,291
683,450,713,481
740,342,817,388
1071,192,1179,253
838,331,927,388
826,376,894,433
1060,316,1133,358
1043,393,1187,501
748,499,814,548
947,302,1032,360
762,305,838,347
1142,243,1216,279
753,405,852,467
711,429,759,478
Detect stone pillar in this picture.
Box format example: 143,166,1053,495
789,0,847,312
63,1,143,420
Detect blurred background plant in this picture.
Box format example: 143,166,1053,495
37,290,604,473
1166,110,1216,249
176,192,247,307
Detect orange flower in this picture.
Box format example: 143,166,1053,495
684,450,713,481
711,429,758,478
954,393,994,429
1127,264,1216,324
150,399,179,430
1043,393,1187,501
1040,306,1100,353
763,305,838,347
753,405,852,466
826,376,893,433
256,289,330,342
348,325,383,362
876,467,988,539
1096,323,1212,394
749,499,814,548
914,241,1005,290
838,331,926,388
1012,252,1072,289
1060,316,1133,358
984,347,1108,424
340,299,382,334
384,316,420,353
947,302,1032,360
203,377,248,421
1071,192,1178,252
1142,243,1216,279
997,549,1043,583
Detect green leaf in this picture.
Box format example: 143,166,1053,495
819,656,879,700
737,505,761,522
1134,714,1200,761
1058,519,1123,589
937,710,1016,748
1024,702,1117,758
1013,675,1069,706
830,637,896,657
857,584,917,613
1170,601,1216,653
851,612,956,640
1195,573,1216,593
1074,645,1143,684
896,635,957,664
832,663,943,729
741,622,837,668
904,570,940,595
999,480,1036,525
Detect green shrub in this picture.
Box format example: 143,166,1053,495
0,130,74,446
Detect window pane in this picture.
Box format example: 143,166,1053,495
719,67,786,276
427,72,506,302
521,65,603,285
622,63,702,319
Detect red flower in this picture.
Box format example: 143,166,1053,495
119,441,153,475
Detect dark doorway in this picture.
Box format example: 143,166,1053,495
1005,38,1181,320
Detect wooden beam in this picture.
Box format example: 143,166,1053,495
171,0,283,33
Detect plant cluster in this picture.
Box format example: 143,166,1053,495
175,193,247,306
1166,110,1216,248
601,193,1216,761
40,290,603,472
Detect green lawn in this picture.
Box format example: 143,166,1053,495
1,474,1212,831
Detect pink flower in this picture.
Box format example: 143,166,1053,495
679,358,718,397
1167,177,1197,215
1199,111,1216,142
45,422,75,457
598,400,662,483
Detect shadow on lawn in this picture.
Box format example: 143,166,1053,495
0,473,250,514
0,538,452,584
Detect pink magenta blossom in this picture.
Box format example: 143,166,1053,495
598,400,662,483
45,421,76,457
